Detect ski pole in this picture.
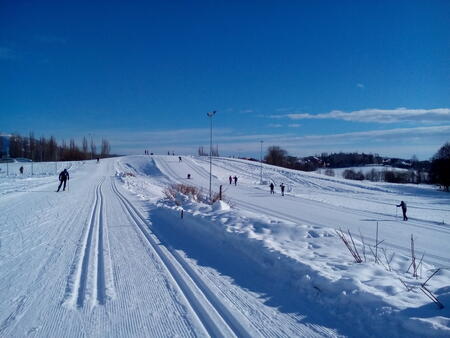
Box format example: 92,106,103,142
396,206,398,219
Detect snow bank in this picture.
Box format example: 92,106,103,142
120,155,450,337
149,195,449,337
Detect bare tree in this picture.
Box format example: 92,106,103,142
29,132,36,161
82,136,89,159
90,139,96,159
265,146,287,166
100,138,111,158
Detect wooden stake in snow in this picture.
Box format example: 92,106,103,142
375,222,379,263
411,234,418,278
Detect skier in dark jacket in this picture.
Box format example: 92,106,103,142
57,169,70,192
233,176,238,186
397,201,408,221
19,166,24,174
280,183,285,196
229,176,233,184
270,182,275,194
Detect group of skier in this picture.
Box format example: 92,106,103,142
228,175,238,186
269,182,286,196
54,159,409,221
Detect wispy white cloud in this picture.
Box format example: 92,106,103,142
276,107,294,112
356,83,365,89
93,125,449,160
288,124,301,128
273,107,450,123
268,123,283,128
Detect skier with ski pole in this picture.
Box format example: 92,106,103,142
57,168,70,192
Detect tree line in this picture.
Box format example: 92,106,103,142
263,143,450,191
1,132,111,162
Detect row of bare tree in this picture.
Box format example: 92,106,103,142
3,132,111,162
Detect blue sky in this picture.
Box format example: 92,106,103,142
1,0,449,159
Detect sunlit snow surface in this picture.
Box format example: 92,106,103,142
1,156,449,337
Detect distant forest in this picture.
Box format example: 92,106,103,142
263,143,450,191
0,132,112,162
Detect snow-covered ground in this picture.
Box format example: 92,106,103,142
1,155,449,337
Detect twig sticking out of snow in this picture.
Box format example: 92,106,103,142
336,228,362,263
411,234,418,278
382,248,393,271
398,278,414,292
416,252,425,278
420,269,444,309
420,286,444,309
359,229,367,262
372,222,384,264
422,268,441,287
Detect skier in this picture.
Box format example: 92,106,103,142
97,157,100,163
57,169,70,192
229,176,232,184
270,182,275,194
179,156,182,162
19,166,24,174
396,201,408,221
280,183,285,196
187,173,191,179
233,176,238,186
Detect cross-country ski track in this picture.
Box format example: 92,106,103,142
1,158,343,337
1,155,449,337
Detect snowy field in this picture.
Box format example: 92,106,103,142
0,155,449,337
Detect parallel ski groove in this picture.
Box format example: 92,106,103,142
111,178,254,337
97,181,106,305
76,181,99,307
63,176,114,308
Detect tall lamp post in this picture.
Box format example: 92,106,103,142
207,110,216,202
260,140,264,184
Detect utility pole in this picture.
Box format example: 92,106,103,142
260,140,264,184
207,111,216,202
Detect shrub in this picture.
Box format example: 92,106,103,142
324,168,335,177
343,169,364,180
365,169,381,182
163,184,203,202
383,170,410,183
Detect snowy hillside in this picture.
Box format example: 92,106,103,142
1,156,449,337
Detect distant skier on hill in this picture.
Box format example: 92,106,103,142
57,169,70,192
396,201,408,221
179,156,182,162
19,166,24,174
233,176,238,186
270,182,275,194
229,176,232,184
280,183,285,196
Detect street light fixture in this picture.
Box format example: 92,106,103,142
207,110,216,202
260,140,264,184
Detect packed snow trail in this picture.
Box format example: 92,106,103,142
154,156,450,267
0,158,340,337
